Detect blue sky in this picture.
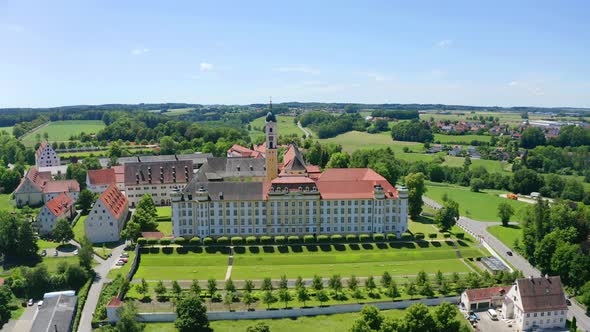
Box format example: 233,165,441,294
1,0,589,108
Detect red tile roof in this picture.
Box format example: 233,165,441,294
87,168,116,186
253,144,266,154
107,297,123,308
271,176,316,185
43,180,80,194
141,231,165,239
14,167,52,193
100,184,128,219
228,144,257,157
306,165,321,173
112,166,125,185
516,276,567,312
465,286,511,302
316,168,398,199
45,192,74,217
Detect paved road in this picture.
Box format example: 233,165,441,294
423,196,590,332
78,243,126,332
297,121,312,138
0,304,37,332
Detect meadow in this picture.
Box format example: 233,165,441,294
442,156,511,173
487,224,523,251
425,182,528,222
434,133,491,144
0,126,13,135
20,120,106,146
249,115,305,140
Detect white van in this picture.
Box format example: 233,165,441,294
487,308,498,320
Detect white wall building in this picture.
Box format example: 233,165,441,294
84,184,129,243
43,180,80,202
35,142,61,167
13,167,52,207
36,192,76,235
87,168,117,194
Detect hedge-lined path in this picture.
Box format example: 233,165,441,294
224,246,234,281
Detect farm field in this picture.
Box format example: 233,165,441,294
443,156,511,173
434,133,491,144
20,120,106,146
249,115,304,140
425,182,528,222
487,224,523,251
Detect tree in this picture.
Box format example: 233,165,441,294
53,219,74,244
348,275,359,291
175,295,211,332
520,127,546,149
78,236,94,270
385,281,400,301
132,205,158,231
404,303,436,332
326,152,350,168
172,280,182,299
312,275,323,291
159,136,177,155
246,322,271,332
190,280,201,297
406,281,417,299
155,280,167,301
570,316,577,332
224,291,233,311
359,305,384,330
278,274,288,290
511,168,544,195
328,274,343,298
405,173,426,220
225,278,236,293
243,291,256,310
470,178,485,192
434,301,461,332
115,302,144,332
439,280,450,296
349,320,372,332
136,278,150,301
244,279,255,293
295,276,304,290
0,286,14,328
435,199,459,231
278,289,292,309
297,285,310,307
262,277,273,291
207,278,217,296
463,156,472,171
391,120,434,143
497,202,515,226
77,189,95,213
262,290,276,309
121,221,141,243
365,276,376,295
136,194,157,218
381,271,392,288
15,217,39,259
66,163,88,190
316,289,329,306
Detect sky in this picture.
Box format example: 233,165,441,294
1,0,590,108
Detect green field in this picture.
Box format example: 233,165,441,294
134,249,229,280
0,126,13,135
73,215,87,242
20,120,106,146
487,224,523,250
434,133,491,144
250,115,304,140
443,156,511,173
425,182,528,222
0,194,12,211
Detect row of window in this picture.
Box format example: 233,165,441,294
178,224,404,236
178,199,399,210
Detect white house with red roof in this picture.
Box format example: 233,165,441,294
43,180,80,202
86,168,116,194
35,142,61,167
85,184,129,243
227,144,264,158
13,167,52,207
460,285,511,311
36,192,76,235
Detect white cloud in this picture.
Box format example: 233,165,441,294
131,48,149,55
200,62,214,71
437,39,453,48
274,65,320,75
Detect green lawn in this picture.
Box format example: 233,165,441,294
157,222,172,235
487,224,523,251
434,133,491,144
425,182,528,222
0,194,12,211
73,215,87,242
134,250,229,280
443,156,511,173
249,115,304,140
20,120,106,146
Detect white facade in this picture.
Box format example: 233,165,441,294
125,183,187,208
85,197,129,243
36,143,61,167
14,178,44,207
36,204,75,235
44,190,79,203
502,286,567,331
172,191,408,238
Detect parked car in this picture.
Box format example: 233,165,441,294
40,250,47,257
506,251,513,256
53,250,58,257
120,253,129,258
119,257,128,263
37,300,43,307
115,261,125,266
74,249,79,256
28,299,33,306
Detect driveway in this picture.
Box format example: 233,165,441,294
1,304,37,332
423,196,590,332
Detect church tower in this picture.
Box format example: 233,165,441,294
265,100,278,181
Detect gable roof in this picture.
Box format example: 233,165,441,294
14,167,52,193
124,160,193,186
465,286,511,302
195,157,266,182
516,276,567,312
43,180,80,194
112,165,125,184
87,168,116,186
98,184,128,219
45,192,74,217
282,145,307,171
316,168,398,199
35,142,54,158
107,297,123,308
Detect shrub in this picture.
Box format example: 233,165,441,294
317,235,329,243
216,236,229,245
415,233,425,240
428,233,437,239
189,237,201,245
231,237,243,246
373,234,384,242
260,236,273,245
146,238,158,245
456,233,465,239
386,233,397,241
400,233,413,240
173,237,186,246
159,237,172,246
246,236,258,245
346,234,358,243
137,238,147,246
203,237,214,246
288,236,300,244
443,233,451,238
274,236,286,244
359,234,370,242
330,234,343,243
303,235,315,243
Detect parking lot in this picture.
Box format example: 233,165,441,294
465,310,516,332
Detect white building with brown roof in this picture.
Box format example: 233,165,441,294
86,168,116,194
36,193,76,235
13,167,52,207
43,180,80,202
85,184,129,243
35,142,61,167
502,276,568,331
460,285,511,311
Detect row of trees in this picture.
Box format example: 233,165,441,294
298,112,368,139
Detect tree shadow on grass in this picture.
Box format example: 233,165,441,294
503,224,522,230
277,246,289,254
190,247,203,254
431,241,441,247
361,244,374,250
457,240,468,247
388,242,415,249
162,247,173,254
262,246,275,253
248,246,260,254
349,244,360,251
305,245,318,252
376,243,388,250
334,244,346,251
234,247,246,254
291,245,302,253
416,241,430,248
175,247,188,254
319,245,332,252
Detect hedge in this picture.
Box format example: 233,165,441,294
137,238,147,246
415,233,425,240
456,233,465,239
146,238,158,245
359,234,370,242
288,236,300,244
317,235,329,243
303,235,315,243
173,237,186,245
346,234,358,243
386,233,397,241
159,237,172,246
216,236,229,245
443,233,451,238
189,237,202,245
373,234,384,242
72,275,93,331
400,233,413,240
428,233,438,239
203,237,214,246
260,236,273,245
246,236,258,245
231,237,243,245
274,236,286,244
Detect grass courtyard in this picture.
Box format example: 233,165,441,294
20,120,106,146
425,182,528,222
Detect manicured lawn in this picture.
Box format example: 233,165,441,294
157,222,172,235
317,131,425,155
249,115,304,140
425,182,528,222
20,120,106,146
134,250,229,280
156,206,171,218
434,133,491,144
487,224,523,250
0,194,12,211
42,256,80,273
443,156,511,173
408,218,438,234
73,215,87,242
